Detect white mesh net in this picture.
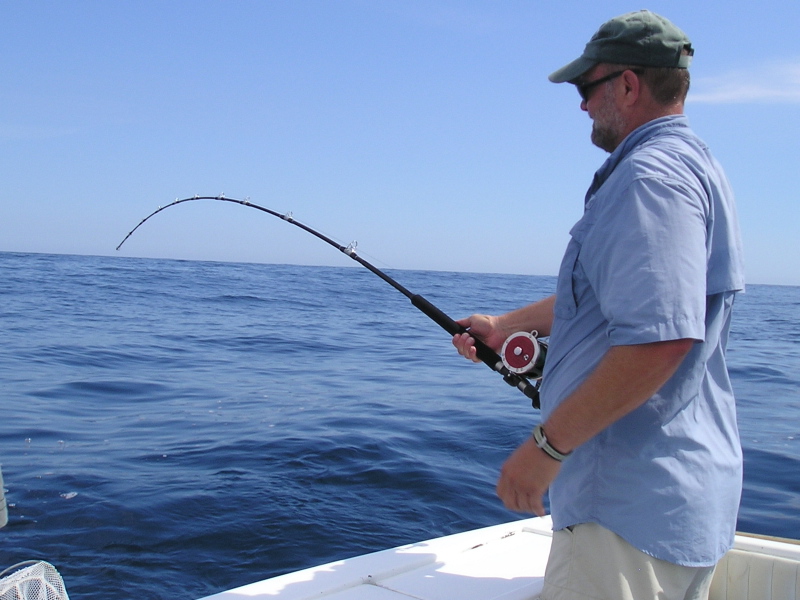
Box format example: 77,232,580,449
0,561,69,600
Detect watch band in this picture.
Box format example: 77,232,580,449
532,424,571,462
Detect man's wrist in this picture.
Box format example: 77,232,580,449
532,424,572,462
494,314,513,341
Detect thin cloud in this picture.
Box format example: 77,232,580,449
690,61,800,104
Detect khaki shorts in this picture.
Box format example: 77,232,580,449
540,522,716,600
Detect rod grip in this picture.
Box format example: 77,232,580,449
410,294,501,367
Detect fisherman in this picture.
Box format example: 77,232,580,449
453,10,744,600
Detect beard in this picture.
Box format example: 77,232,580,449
590,85,626,153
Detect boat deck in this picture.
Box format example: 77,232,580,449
201,517,553,600
200,516,800,600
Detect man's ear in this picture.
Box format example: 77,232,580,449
620,69,642,107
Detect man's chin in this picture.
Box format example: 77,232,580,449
591,128,617,153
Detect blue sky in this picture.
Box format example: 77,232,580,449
1,1,798,285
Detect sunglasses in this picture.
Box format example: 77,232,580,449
576,69,643,102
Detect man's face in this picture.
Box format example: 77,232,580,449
578,65,627,153
590,83,626,153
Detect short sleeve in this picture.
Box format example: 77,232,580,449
579,174,708,346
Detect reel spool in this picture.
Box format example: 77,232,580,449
501,331,546,379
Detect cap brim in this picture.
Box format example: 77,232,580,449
548,55,596,83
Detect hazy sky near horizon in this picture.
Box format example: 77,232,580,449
2,1,798,285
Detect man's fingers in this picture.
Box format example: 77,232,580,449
452,333,481,362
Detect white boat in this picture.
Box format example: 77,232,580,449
198,515,800,600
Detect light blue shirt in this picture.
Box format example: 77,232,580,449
540,115,745,566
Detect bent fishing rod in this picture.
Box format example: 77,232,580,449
117,195,546,408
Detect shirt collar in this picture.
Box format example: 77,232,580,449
585,114,690,205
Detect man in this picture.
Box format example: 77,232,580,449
453,10,744,600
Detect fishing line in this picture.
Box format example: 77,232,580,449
117,195,546,408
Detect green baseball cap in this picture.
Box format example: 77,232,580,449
549,10,694,84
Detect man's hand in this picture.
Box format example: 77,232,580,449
496,436,561,516
452,297,556,363
452,314,507,362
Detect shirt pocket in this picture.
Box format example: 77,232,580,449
553,216,592,321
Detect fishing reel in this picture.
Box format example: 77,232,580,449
500,331,547,380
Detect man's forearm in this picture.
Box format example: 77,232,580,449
497,295,556,338
542,339,694,454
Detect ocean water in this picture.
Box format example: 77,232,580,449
0,251,798,600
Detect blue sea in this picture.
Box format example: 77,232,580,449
0,251,798,600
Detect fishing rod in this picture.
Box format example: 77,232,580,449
117,195,546,408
